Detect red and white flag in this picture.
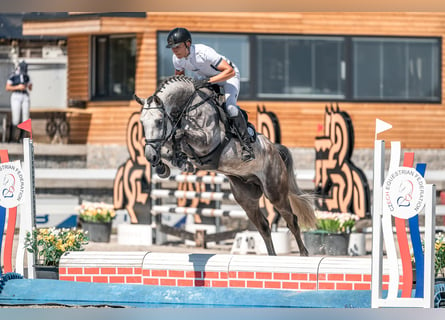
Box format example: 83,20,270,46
17,119,32,139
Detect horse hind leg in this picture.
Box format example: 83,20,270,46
272,198,309,256
228,176,277,256
274,143,316,256
259,165,307,255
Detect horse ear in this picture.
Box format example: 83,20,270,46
134,94,145,106
153,95,162,105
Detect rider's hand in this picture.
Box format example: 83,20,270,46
194,79,210,90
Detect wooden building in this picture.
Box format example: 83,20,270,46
21,12,445,149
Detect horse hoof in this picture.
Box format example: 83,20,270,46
156,163,170,178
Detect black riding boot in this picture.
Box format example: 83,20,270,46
9,126,19,143
230,114,255,162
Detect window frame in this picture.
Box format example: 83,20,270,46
350,35,442,103
90,33,137,101
255,34,346,100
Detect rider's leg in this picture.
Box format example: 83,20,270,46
224,82,255,162
229,111,255,161
223,76,254,161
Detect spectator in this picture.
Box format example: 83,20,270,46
5,60,32,142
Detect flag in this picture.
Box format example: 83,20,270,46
17,119,32,139
375,118,392,136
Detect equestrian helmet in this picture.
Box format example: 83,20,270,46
166,27,192,48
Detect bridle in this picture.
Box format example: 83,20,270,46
141,95,179,166
141,89,213,167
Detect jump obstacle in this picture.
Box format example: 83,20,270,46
1,119,444,308
150,171,249,249
150,171,296,254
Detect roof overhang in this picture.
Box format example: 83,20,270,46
23,14,147,36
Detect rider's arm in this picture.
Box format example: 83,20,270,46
208,59,235,83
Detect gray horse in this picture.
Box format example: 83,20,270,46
135,75,316,256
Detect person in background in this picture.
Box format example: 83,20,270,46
166,27,254,162
5,60,32,142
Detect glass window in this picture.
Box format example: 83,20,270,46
92,35,136,100
156,32,440,103
257,35,345,99
352,37,440,101
157,32,250,98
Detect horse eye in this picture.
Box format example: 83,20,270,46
156,119,163,127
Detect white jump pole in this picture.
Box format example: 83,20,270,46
371,138,385,307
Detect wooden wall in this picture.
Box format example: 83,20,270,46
64,12,445,149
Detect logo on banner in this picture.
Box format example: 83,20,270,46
383,166,425,219
0,162,25,208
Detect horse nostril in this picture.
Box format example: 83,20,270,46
145,145,158,164
156,163,166,175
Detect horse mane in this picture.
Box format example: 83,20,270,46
156,75,194,94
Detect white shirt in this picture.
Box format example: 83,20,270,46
172,44,237,81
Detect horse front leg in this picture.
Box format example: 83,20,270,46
228,176,276,256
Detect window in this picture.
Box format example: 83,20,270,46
352,37,440,101
92,35,136,100
157,32,440,103
257,35,345,99
157,32,250,98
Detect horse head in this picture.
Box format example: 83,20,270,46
135,76,196,177
134,94,170,177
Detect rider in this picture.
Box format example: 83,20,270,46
166,27,255,162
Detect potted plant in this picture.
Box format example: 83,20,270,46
76,201,116,242
24,227,89,279
303,211,359,256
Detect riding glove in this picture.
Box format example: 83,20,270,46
193,79,211,90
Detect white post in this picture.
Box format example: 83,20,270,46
423,184,436,308
371,139,385,308
15,138,36,278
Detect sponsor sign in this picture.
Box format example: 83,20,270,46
0,161,25,208
383,166,425,219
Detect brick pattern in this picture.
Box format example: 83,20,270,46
59,253,409,292
59,267,143,284
59,266,403,292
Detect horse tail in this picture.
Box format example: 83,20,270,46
276,144,317,229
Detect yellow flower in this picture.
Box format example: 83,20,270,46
24,227,89,266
